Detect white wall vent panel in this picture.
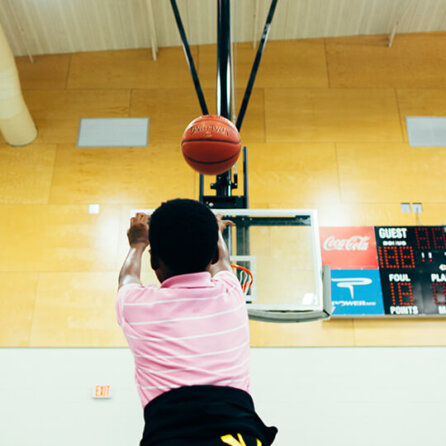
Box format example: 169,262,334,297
77,118,149,147
406,117,446,147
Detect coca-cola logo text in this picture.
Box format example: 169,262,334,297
323,236,370,251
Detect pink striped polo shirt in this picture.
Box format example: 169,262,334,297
116,271,250,407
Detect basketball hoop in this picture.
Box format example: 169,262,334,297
231,264,253,296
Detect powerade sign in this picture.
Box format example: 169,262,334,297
331,269,385,316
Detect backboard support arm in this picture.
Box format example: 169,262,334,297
170,0,208,116
236,0,278,132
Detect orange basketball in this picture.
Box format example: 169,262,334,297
181,115,241,175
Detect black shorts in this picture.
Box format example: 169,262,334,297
140,386,277,446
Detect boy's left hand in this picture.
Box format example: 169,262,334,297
216,214,235,232
127,213,150,247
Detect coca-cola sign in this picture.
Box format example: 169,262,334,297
323,235,370,251
320,227,378,269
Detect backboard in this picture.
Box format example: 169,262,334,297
217,209,331,323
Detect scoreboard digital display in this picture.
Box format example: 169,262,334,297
375,226,446,316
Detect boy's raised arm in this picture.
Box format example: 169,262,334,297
118,213,150,289
209,215,234,276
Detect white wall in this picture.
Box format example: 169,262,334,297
1,347,445,446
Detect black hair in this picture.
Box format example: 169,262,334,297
148,199,219,275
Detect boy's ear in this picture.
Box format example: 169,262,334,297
211,246,219,265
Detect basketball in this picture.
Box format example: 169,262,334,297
181,115,241,175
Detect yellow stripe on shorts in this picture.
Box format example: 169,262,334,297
220,433,262,446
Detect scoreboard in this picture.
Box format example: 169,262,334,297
376,226,446,316
321,226,446,317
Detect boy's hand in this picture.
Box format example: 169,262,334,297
127,213,150,247
209,214,234,276
216,214,235,232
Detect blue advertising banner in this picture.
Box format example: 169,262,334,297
331,269,385,316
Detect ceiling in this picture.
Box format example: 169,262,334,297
1,0,446,57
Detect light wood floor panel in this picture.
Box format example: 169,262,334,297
22,89,130,144
30,272,126,347
16,54,71,89
265,88,403,143
410,147,446,202
317,203,418,227
338,203,446,227
254,318,446,347
337,143,446,203
0,272,39,346
248,143,341,204
0,205,120,272
337,143,413,203
397,89,446,142
250,319,356,347
264,200,446,226
352,319,446,346
407,204,446,225
234,88,265,143
198,40,329,89
0,144,56,204
68,48,197,89
130,88,265,144
265,202,422,227
49,144,196,204
131,88,205,145
326,33,446,88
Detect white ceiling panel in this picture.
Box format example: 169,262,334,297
1,0,446,57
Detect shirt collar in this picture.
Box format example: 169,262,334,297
161,272,213,289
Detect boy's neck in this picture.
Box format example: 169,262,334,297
156,261,212,283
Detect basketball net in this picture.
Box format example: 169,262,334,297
231,264,253,296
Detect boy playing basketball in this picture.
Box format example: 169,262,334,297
117,198,277,446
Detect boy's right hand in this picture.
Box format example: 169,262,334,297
127,213,150,248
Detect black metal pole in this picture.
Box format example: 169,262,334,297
236,0,278,132
236,148,250,269
216,0,232,120
199,174,204,202
215,0,233,199
170,0,209,115
216,0,233,251
243,146,248,208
